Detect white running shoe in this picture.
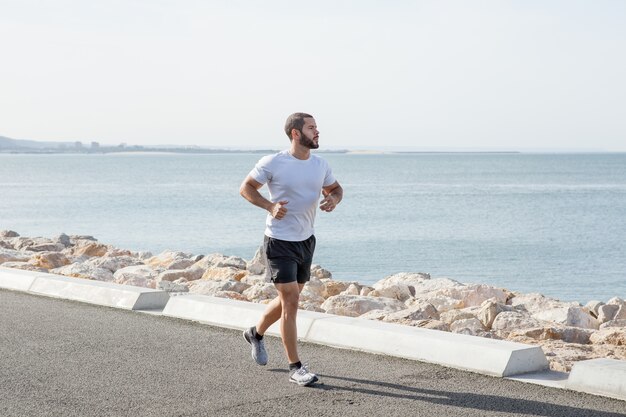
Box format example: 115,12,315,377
289,363,319,386
243,327,268,366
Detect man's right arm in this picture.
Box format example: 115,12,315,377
239,176,288,220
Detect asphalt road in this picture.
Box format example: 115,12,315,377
1,289,625,417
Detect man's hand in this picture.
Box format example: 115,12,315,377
319,194,337,212
269,200,289,219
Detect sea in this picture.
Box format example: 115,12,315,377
1,152,625,304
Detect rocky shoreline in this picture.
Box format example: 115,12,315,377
2,230,625,372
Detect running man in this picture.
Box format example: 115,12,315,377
239,112,343,386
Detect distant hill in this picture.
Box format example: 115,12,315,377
0,135,78,150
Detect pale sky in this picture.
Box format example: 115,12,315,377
1,0,625,151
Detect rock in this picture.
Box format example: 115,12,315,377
29,252,71,269
10,237,64,252
113,265,159,284
491,311,544,336
359,286,374,296
600,320,626,329
370,283,412,302
321,294,405,317
54,233,72,247
439,309,478,324
597,304,620,323
70,235,97,243
420,296,463,312
324,280,353,297
510,293,577,315
584,300,604,318
72,242,109,257
240,274,267,285
247,247,265,275
134,251,153,260
341,283,361,296
0,230,19,238
373,272,431,293
119,275,150,288
477,299,511,329
299,286,325,306
0,262,48,272
189,279,250,296
242,283,278,302
385,302,439,321
146,251,196,270
450,318,485,335
51,263,115,282
607,297,625,307
299,301,325,312
193,253,247,271
86,255,143,273
532,306,600,330
615,305,626,321
214,291,249,301
310,264,333,279
201,267,248,281
590,328,626,346
157,266,204,282
0,248,32,264
438,284,508,308
158,280,189,293
415,319,449,331
412,277,464,296
509,326,593,344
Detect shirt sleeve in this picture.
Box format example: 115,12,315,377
323,162,336,187
248,155,273,185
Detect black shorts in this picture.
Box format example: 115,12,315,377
263,235,316,284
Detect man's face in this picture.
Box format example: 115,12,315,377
297,117,319,149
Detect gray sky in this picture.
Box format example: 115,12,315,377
1,0,625,151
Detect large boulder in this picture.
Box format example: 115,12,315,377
0,230,20,238
450,318,486,335
189,279,249,296
510,293,577,315
0,248,32,264
324,280,354,298
532,306,600,330
0,262,48,272
86,255,144,273
491,311,544,336
243,283,278,302
590,328,626,346
157,266,204,282
310,264,333,279
29,252,71,269
321,294,405,317
51,263,114,282
201,267,248,282
361,302,439,325
193,253,247,271
113,265,159,285
246,247,265,275
71,242,110,257
146,251,196,270
477,299,511,329
597,304,620,323
369,283,412,302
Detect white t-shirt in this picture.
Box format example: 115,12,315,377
248,150,337,241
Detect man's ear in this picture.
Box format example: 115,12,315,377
291,128,300,141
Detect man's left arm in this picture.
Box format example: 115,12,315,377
319,182,343,212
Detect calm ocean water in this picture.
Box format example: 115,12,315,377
1,152,624,303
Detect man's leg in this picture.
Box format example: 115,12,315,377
256,283,304,335
274,281,302,364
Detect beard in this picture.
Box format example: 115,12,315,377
299,132,319,149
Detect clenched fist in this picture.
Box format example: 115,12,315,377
269,200,289,219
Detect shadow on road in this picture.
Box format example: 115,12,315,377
269,369,625,417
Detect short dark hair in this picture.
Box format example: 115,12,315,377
284,112,313,140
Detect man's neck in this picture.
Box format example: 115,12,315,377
289,143,311,160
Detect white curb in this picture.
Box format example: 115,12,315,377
567,358,626,401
